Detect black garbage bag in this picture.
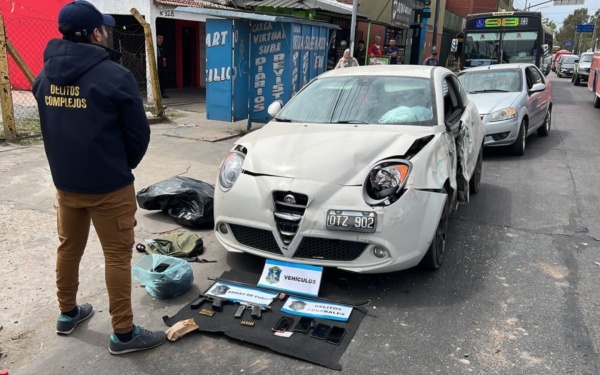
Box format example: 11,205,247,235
136,176,214,228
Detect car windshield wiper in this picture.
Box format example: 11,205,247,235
332,120,369,124
468,89,510,94
273,117,292,122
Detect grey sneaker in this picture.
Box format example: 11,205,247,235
56,303,94,335
109,325,167,355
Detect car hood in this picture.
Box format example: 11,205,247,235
561,63,576,68
579,62,592,68
238,123,435,185
466,92,520,115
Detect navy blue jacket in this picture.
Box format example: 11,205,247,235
33,39,150,194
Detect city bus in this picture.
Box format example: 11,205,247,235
457,11,553,70
590,37,600,108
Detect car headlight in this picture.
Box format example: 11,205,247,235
363,159,412,206
218,151,245,192
489,107,517,122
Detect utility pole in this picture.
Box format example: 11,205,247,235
432,0,441,51
349,0,358,58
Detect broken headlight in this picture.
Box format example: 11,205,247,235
363,159,412,206
218,151,245,192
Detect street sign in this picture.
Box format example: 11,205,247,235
564,40,573,46
553,0,584,5
576,24,595,33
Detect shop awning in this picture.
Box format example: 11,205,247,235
174,6,340,27
243,0,365,17
155,0,234,10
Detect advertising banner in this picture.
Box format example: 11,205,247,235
233,20,251,121
249,21,291,123
206,18,335,123
206,19,234,122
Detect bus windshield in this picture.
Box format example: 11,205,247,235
464,31,538,67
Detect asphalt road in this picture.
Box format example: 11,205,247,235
2,73,600,375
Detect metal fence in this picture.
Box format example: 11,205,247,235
0,15,148,141
0,16,55,139
112,25,147,92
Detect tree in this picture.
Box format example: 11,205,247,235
555,8,590,52
543,17,557,33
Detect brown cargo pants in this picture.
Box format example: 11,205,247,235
55,184,136,334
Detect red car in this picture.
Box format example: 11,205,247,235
551,50,571,72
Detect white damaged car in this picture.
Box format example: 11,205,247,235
214,66,485,273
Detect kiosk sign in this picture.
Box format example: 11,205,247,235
205,18,332,124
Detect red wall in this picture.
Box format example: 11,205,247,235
1,0,70,90
446,0,499,19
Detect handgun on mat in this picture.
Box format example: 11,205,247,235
189,294,230,312
238,302,271,319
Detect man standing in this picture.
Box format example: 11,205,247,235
368,36,384,60
354,40,367,66
423,50,440,66
32,0,166,355
385,39,402,64
156,34,169,98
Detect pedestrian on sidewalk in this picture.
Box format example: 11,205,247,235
335,49,359,69
423,50,439,66
32,0,166,355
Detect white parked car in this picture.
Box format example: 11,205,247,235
458,63,552,156
214,66,485,274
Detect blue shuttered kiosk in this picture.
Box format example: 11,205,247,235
175,7,338,126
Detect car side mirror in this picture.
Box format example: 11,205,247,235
529,83,546,93
267,100,283,117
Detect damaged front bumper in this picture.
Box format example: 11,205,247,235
214,174,446,274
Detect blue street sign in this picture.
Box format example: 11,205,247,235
564,40,573,46
576,24,595,33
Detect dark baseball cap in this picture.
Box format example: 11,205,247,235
58,0,116,37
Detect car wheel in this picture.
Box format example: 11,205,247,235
557,71,562,78
469,146,483,194
595,94,600,109
420,188,451,270
574,74,581,85
537,108,551,136
512,120,526,156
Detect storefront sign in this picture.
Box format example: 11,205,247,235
391,0,412,29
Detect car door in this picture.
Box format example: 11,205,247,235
533,65,551,120
525,66,545,131
443,74,481,202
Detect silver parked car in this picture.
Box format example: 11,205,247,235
572,52,593,85
556,55,579,78
458,63,552,156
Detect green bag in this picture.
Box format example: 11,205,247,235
144,233,204,258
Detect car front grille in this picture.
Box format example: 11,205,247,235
229,224,283,255
272,191,309,245
229,224,368,261
293,237,368,261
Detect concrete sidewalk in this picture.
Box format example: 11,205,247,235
144,88,265,142
0,105,277,375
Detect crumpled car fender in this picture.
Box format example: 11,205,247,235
406,131,457,194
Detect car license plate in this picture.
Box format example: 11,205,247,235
326,210,377,233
